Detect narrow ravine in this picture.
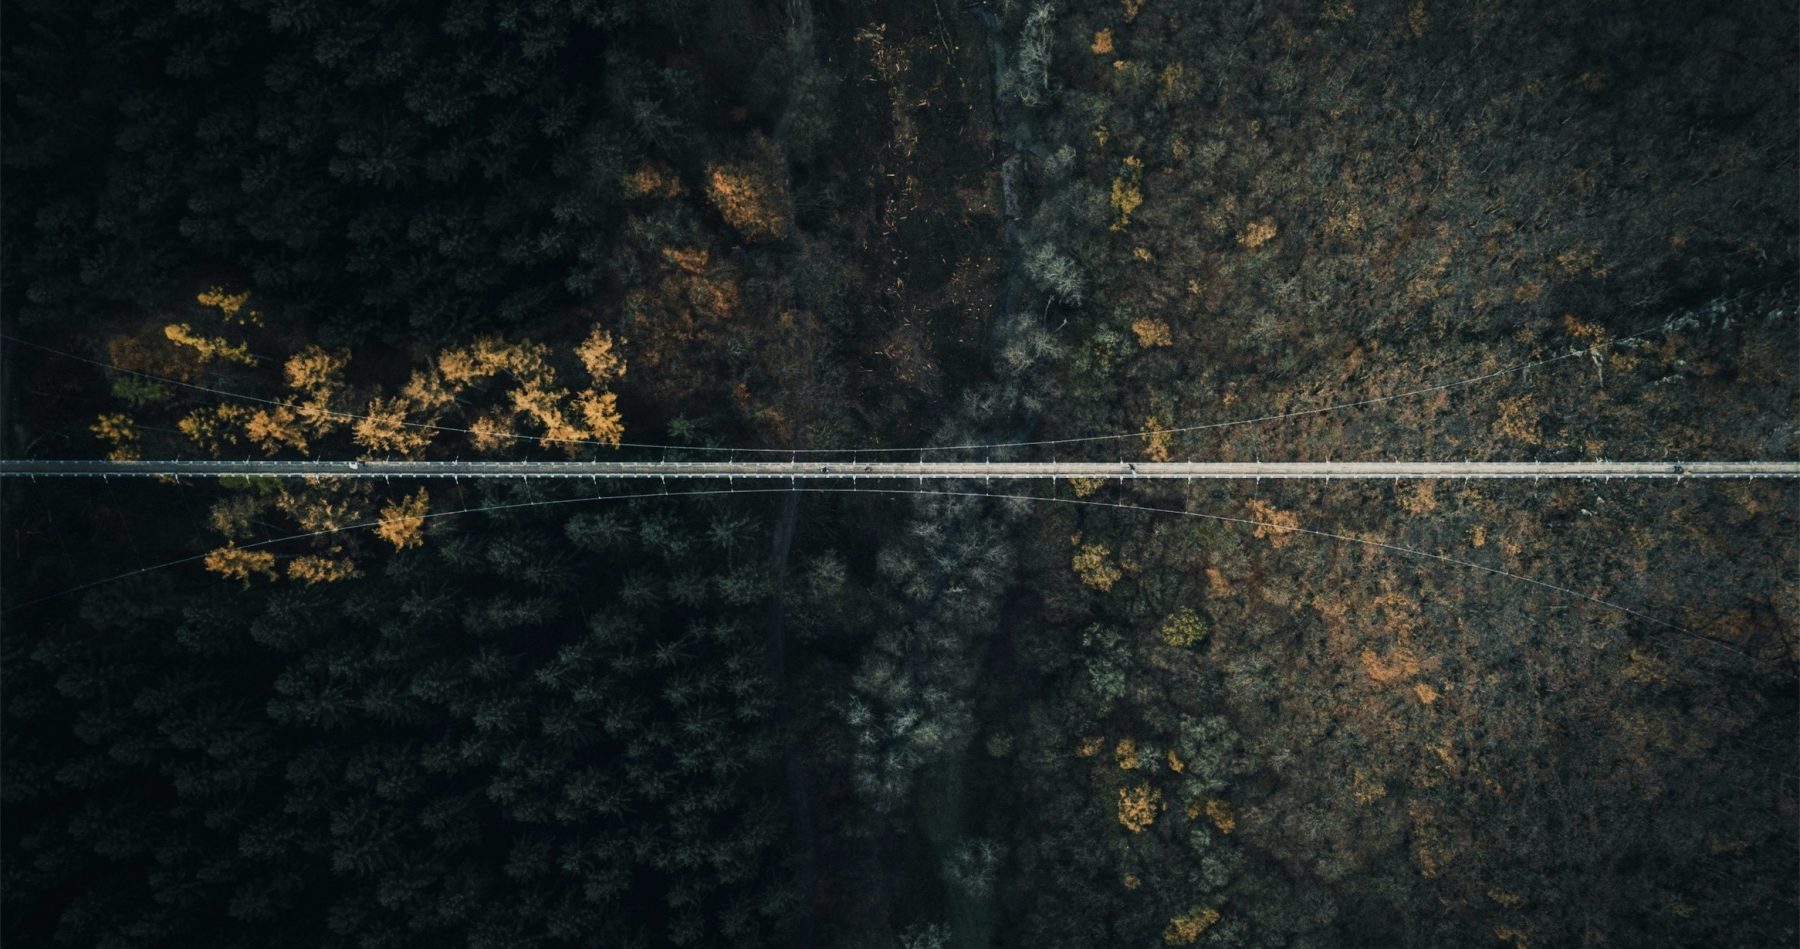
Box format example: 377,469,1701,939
764,2,823,943
890,8,1056,947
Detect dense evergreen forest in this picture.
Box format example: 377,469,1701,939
3,1,1794,947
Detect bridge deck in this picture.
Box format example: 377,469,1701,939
3,459,1796,480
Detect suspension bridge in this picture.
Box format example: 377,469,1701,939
2,322,1794,654
2,458,1796,480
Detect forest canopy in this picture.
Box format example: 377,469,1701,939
3,1,1795,947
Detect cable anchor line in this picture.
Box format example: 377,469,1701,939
7,482,1785,679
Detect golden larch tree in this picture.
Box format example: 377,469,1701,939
244,406,310,454
179,405,250,456
1163,908,1221,945
196,287,261,325
163,323,255,366
1110,156,1144,231
1237,216,1279,249
91,413,141,461
275,479,372,534
284,345,350,436
1131,318,1173,348
286,552,360,585
353,396,434,456
622,161,683,199
1118,783,1163,832
1141,415,1173,462
1245,498,1301,549
204,544,277,581
575,326,627,383
574,391,624,447
1072,540,1123,591
375,488,430,550
468,412,516,455
1159,606,1207,647
704,160,791,242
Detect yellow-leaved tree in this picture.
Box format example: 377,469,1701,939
575,325,627,383
90,413,141,461
142,306,635,587
375,489,429,550
1072,538,1123,592
1159,606,1207,647
1110,156,1144,231
179,405,251,456
1118,783,1163,832
286,551,360,585
704,159,791,242
353,396,434,456
284,345,350,437
353,327,632,458
203,544,277,582
1163,908,1221,945
245,405,311,454
1245,498,1301,549
163,322,255,366
574,391,624,446
196,287,261,325
1141,415,1173,462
